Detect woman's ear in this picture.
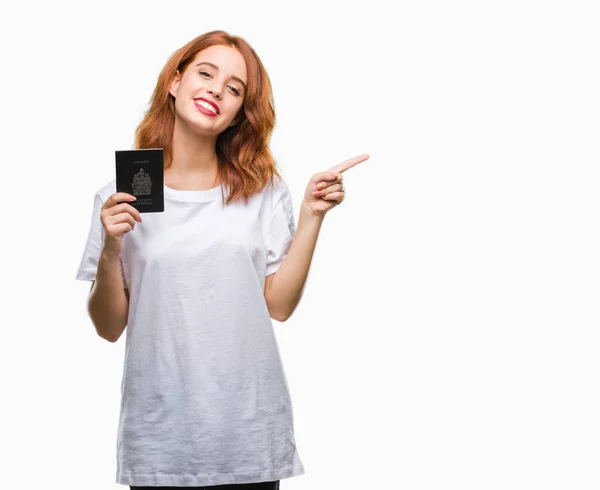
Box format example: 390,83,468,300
169,70,181,99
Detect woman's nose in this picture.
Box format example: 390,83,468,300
207,88,221,100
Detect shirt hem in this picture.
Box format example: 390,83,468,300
116,462,305,486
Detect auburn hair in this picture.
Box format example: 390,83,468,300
134,30,282,205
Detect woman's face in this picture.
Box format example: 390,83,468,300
169,44,247,135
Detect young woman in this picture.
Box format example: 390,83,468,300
75,30,368,489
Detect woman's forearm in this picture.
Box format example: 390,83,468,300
267,204,324,321
88,250,129,342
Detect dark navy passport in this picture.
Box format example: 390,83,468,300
115,148,164,213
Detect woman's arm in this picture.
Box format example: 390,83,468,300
264,154,369,321
88,251,130,342
264,204,323,322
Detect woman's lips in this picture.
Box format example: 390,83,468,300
194,100,218,117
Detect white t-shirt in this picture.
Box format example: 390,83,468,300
75,176,305,486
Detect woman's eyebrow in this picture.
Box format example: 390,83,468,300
195,61,246,91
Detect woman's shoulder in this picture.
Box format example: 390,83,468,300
266,175,291,203
93,179,117,203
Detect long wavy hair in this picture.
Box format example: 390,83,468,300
134,30,282,205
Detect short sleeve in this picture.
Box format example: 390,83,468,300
75,193,127,287
265,184,296,277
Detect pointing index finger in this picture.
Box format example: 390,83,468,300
328,153,370,175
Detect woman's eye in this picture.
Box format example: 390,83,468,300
199,71,211,77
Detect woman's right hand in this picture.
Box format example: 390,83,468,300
100,193,142,257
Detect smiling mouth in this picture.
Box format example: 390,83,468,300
194,99,219,115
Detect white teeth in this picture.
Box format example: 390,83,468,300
196,100,217,114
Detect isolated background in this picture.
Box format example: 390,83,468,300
1,1,598,489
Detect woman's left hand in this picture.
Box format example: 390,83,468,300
301,154,370,220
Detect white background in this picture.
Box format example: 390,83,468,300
1,1,598,489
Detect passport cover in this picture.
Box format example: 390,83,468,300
115,148,164,213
